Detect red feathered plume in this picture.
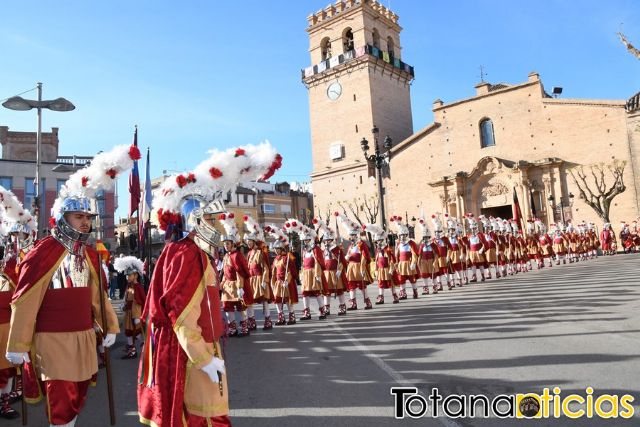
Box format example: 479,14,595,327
218,213,227,220
243,215,249,221
49,217,57,228
258,154,283,181
333,211,339,217
81,176,89,187
234,148,246,157
312,218,318,224
228,213,235,219
176,175,188,188
106,168,117,179
209,167,223,179
129,144,142,161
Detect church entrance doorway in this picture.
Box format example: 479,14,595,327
481,204,513,220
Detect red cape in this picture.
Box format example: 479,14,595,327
138,237,224,427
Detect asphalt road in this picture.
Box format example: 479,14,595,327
6,253,640,426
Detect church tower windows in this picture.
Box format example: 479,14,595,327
343,28,354,53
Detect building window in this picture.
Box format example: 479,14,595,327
243,194,249,204
0,177,12,190
56,179,66,193
387,36,395,59
24,178,36,212
320,37,332,60
280,204,292,214
261,203,276,214
372,28,380,49
480,118,496,148
342,28,354,53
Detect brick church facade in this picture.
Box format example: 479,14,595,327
303,0,640,231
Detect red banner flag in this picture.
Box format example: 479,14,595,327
513,187,523,231
128,126,141,217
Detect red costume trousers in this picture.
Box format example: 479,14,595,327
45,379,91,425
187,414,232,426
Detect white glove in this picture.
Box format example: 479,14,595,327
336,270,342,278
6,352,29,365
410,263,416,271
134,318,141,325
237,288,245,299
479,248,484,255
102,333,116,348
389,266,395,274
201,356,226,383
315,276,321,284
261,281,267,289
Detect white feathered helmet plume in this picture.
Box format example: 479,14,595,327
153,142,282,237
0,185,36,236
478,215,490,232
416,216,431,238
502,219,512,234
243,214,264,242
389,215,409,235
264,223,289,249
465,213,479,231
114,255,144,276
526,219,535,234
362,223,386,242
218,212,240,243
431,214,443,234
284,218,316,241
444,213,457,231
490,216,500,232
52,143,141,224
510,220,520,234
312,217,336,241
535,218,546,234
334,212,359,236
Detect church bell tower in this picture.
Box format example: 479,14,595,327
302,0,414,217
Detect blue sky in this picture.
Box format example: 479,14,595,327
1,0,639,221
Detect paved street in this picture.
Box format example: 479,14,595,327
7,254,640,426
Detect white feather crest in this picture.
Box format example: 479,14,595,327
0,185,36,232
334,212,359,234
284,218,316,240
113,256,144,275
416,216,431,236
52,144,139,219
263,223,289,246
243,214,264,241
154,142,281,216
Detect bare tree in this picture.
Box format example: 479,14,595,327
569,160,627,222
336,194,380,250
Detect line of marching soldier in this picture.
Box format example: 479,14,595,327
218,211,615,329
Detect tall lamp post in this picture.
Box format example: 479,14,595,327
547,192,575,224
360,125,392,229
2,83,75,238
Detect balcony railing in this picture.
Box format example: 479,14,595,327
56,155,93,167
301,44,415,80
627,91,640,113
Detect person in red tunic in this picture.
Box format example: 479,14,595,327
113,256,146,359
264,225,299,325
445,215,464,288
600,222,615,255
336,213,373,310
0,187,37,419
480,216,500,278
314,218,348,315
139,142,283,427
416,217,438,295
286,219,328,320
363,223,399,304
219,212,253,337
431,215,452,293
390,216,421,298
243,215,273,330
6,144,136,427
465,214,489,282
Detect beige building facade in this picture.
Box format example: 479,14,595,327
304,0,640,231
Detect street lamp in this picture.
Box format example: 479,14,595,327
547,192,575,223
360,125,392,229
2,83,75,238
